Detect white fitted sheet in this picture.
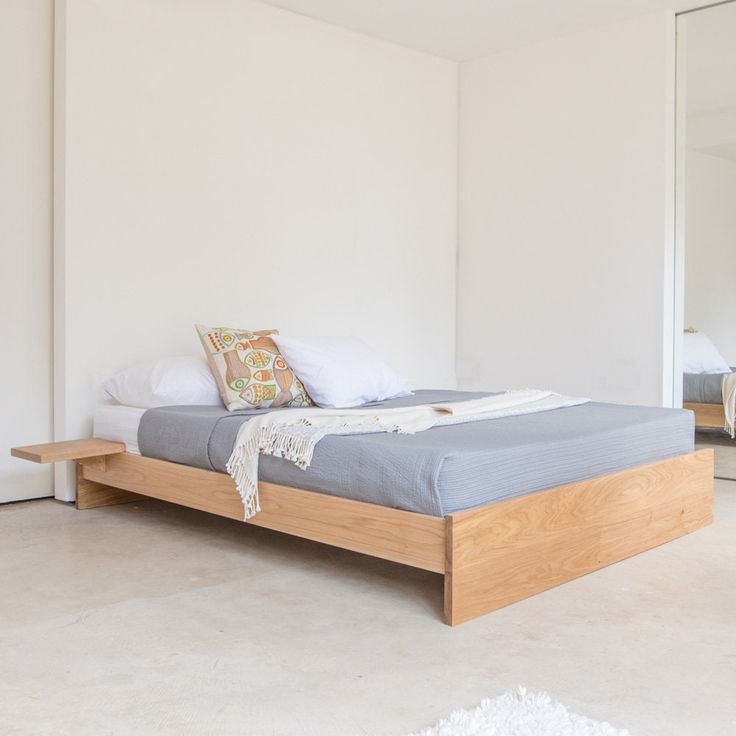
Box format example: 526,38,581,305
93,404,146,455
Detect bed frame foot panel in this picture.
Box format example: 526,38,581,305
443,449,714,626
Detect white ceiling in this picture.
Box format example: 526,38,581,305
260,0,698,61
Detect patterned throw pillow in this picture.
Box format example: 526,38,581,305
196,325,313,411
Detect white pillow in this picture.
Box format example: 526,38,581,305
104,356,223,408
682,332,731,375
271,336,412,408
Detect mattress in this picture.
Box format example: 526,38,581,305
93,404,146,455
136,390,694,517
682,370,732,405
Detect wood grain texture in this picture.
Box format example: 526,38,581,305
684,402,726,430
76,475,143,510
254,481,446,572
80,453,244,519
80,453,446,573
444,450,714,626
11,438,125,464
78,455,107,472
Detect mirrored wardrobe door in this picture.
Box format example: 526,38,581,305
678,1,736,478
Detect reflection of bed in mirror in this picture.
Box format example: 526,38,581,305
684,401,726,430
682,331,734,434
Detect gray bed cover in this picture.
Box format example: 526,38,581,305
138,390,694,517
683,370,732,404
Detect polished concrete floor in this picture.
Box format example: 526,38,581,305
1,482,734,736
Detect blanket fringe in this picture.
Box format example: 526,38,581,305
226,426,319,518
226,420,387,519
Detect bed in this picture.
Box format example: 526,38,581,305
683,369,732,430
11,391,714,626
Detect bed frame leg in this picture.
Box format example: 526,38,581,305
443,516,460,626
75,462,141,510
443,530,481,627
443,572,459,626
443,560,502,626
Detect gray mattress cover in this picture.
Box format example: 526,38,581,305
138,390,694,517
683,370,732,404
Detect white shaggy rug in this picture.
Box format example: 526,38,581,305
410,688,631,736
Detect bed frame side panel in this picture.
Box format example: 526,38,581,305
80,453,447,573
683,402,725,429
444,449,714,626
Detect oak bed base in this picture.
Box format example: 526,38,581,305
684,401,727,431
11,440,714,626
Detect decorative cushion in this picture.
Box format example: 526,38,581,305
196,325,313,411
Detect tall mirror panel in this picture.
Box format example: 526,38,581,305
679,2,736,478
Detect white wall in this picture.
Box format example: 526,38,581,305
685,151,736,364
56,0,458,498
0,0,54,503
457,12,675,406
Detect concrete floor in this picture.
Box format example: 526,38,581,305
1,483,734,736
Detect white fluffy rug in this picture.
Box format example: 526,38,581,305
410,688,631,736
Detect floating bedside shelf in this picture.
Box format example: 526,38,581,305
10,438,126,464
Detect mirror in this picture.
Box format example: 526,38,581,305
679,1,736,478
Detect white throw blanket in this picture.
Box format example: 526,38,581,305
227,390,589,519
723,372,736,438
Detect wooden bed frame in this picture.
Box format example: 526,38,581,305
684,401,726,431
11,440,714,625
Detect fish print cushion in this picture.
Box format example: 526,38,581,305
196,325,313,411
